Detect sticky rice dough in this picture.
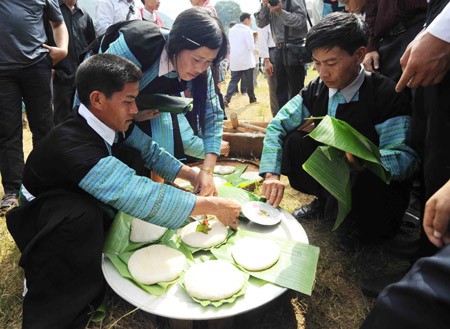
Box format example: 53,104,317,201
128,244,186,285
129,218,168,243
184,260,245,301
232,237,280,271
179,218,228,248
214,165,236,175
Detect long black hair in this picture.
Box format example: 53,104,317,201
167,7,228,133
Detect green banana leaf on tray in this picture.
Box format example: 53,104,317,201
135,93,193,114
302,116,391,230
211,229,320,296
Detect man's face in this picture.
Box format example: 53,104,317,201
190,0,203,6
146,0,160,11
312,46,364,90
175,46,219,81
96,82,140,132
243,17,252,26
339,0,365,14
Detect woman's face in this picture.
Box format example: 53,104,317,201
175,46,219,81
339,0,365,14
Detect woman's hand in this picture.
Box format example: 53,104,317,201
261,173,285,208
133,109,160,122
220,140,230,157
193,169,217,196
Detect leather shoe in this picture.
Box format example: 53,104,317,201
292,199,323,220
360,270,408,298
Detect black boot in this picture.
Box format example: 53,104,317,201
291,198,324,220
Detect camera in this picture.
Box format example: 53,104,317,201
269,0,279,6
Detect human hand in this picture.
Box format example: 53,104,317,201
261,173,285,208
42,44,67,65
192,197,241,230
133,109,160,122
262,0,270,7
220,140,230,157
345,152,365,171
265,60,274,76
423,179,450,248
193,169,217,196
268,0,282,14
363,51,380,72
396,30,450,92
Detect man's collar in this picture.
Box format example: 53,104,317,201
328,65,366,102
78,103,117,146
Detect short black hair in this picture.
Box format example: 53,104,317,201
76,54,142,106
306,12,368,55
239,12,251,22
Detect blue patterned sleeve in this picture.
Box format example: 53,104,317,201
259,95,310,175
123,125,184,182
198,68,223,155
178,114,205,159
79,156,196,229
375,115,420,181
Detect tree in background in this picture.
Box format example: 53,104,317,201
215,0,241,32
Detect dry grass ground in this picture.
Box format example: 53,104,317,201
0,69,413,328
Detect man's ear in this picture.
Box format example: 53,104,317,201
355,46,368,64
89,91,102,112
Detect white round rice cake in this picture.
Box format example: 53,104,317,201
129,218,168,243
240,171,263,182
232,237,280,271
179,219,228,248
184,260,245,301
128,244,186,285
214,165,236,175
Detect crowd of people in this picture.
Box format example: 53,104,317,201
0,0,449,328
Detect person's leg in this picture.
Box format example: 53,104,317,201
0,68,24,196
267,71,279,116
285,64,306,100
53,82,75,126
224,70,242,103
9,194,108,329
21,55,53,149
243,68,256,103
274,48,289,108
361,244,450,329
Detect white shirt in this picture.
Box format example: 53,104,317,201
228,23,256,71
256,25,275,59
95,0,143,37
427,3,450,43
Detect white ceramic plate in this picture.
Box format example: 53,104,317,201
102,210,308,320
241,201,282,226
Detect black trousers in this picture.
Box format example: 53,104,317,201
0,55,54,195
361,243,450,329
281,130,409,242
53,81,76,126
224,68,256,102
378,17,425,82
274,48,306,108
7,191,111,329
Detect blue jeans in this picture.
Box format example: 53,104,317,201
0,54,53,195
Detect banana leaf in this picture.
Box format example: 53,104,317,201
303,116,391,230
217,185,263,205
135,93,193,114
211,229,320,296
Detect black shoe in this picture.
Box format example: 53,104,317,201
249,98,257,104
291,199,323,220
337,230,364,254
360,270,408,298
224,98,230,107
